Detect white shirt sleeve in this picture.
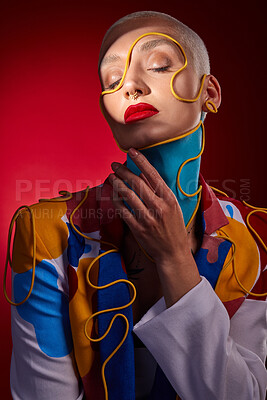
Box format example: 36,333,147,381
10,260,83,400
133,277,267,400
9,210,84,400
10,284,84,400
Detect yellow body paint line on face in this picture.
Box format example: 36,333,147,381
101,31,206,103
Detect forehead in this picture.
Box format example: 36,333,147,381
101,35,181,69
99,19,180,68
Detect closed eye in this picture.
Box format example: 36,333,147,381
148,66,170,72
106,78,122,90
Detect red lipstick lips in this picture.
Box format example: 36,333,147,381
124,103,159,124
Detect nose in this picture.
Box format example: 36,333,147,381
122,65,150,100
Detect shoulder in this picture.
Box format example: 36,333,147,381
11,179,123,270
14,180,114,233
210,189,267,302
213,193,267,250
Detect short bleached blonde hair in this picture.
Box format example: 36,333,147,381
99,11,210,78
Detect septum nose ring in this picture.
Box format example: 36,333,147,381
129,91,139,100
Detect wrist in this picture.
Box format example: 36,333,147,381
155,246,192,270
156,254,201,307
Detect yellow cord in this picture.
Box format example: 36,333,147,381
101,31,207,251
135,240,155,263
3,206,36,306
83,250,136,400
170,73,206,103
205,100,218,113
139,120,203,151
68,189,136,400
209,186,229,198
209,189,266,253
109,118,205,264
243,201,267,211
209,185,267,254
4,190,76,306
39,190,73,202
101,32,208,155
215,233,236,274
176,121,205,198
243,202,267,253
86,312,129,400
101,31,208,244
208,188,266,296
186,190,202,230
113,119,203,154
217,228,267,297
246,209,267,252
8,30,266,394
102,32,189,97
69,186,118,250
101,31,207,112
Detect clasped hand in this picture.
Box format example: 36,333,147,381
108,147,201,305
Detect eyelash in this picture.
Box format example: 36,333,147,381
149,66,170,72
107,79,121,90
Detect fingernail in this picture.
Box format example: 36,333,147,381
129,148,138,157
108,173,116,182
111,162,120,171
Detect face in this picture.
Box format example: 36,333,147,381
99,23,205,151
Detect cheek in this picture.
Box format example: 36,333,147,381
162,92,202,131
172,71,200,99
153,74,195,105
102,95,123,123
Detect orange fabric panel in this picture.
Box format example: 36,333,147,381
12,201,68,274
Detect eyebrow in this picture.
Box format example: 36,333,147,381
101,53,121,66
100,38,180,68
138,38,178,52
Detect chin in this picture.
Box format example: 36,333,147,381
115,133,160,151
112,119,181,151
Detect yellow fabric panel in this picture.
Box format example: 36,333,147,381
215,218,259,302
12,202,68,274
69,257,99,378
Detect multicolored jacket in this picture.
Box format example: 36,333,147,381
10,175,267,399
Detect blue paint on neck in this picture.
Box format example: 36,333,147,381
126,123,202,226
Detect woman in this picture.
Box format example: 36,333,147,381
6,11,267,400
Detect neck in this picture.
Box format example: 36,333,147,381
126,122,203,227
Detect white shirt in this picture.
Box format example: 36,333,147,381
134,277,267,400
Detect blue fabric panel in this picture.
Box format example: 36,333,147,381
67,222,91,268
97,250,135,400
126,123,202,226
194,240,232,288
14,260,73,357
226,204,234,219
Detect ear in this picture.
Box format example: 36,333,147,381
201,75,221,113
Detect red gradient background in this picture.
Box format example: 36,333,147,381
0,0,266,397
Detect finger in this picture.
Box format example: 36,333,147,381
139,173,155,192
127,148,171,200
109,173,147,221
111,194,142,232
111,162,158,207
